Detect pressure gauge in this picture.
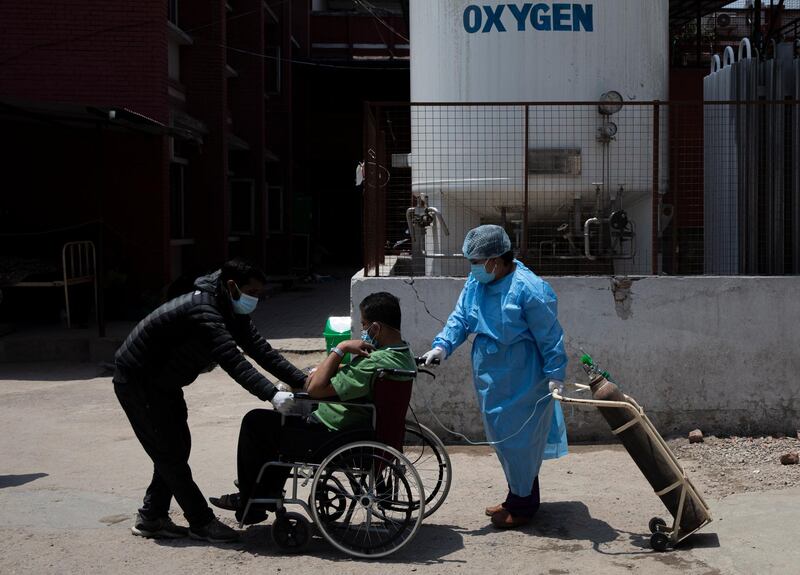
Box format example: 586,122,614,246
598,91,623,115
597,121,618,141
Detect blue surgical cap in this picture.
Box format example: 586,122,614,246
462,225,511,260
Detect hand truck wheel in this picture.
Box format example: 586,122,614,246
270,511,311,553
648,516,667,534
650,532,670,552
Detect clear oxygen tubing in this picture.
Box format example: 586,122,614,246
416,386,554,447
413,353,588,446
417,350,610,445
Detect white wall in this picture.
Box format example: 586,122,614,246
410,0,669,103
351,273,800,442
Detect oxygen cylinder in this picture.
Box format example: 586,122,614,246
583,356,710,535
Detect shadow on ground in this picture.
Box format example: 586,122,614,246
455,500,720,558
0,473,48,488
239,522,465,564
0,362,110,382
464,501,617,545
154,521,464,564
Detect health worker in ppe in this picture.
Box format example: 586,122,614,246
421,224,568,529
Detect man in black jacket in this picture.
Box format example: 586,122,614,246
113,258,306,543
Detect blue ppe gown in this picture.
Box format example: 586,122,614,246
432,260,568,496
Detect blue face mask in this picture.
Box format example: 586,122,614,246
360,323,378,346
470,261,496,284
230,285,259,315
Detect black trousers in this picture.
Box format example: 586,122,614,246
114,377,214,528
503,476,541,517
238,409,330,502
237,409,370,505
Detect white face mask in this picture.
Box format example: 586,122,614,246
360,323,379,346
230,284,259,315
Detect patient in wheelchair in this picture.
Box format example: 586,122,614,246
210,292,416,524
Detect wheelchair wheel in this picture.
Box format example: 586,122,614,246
310,441,425,558
404,420,452,518
312,473,347,523
270,511,311,553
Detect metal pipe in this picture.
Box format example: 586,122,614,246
723,46,736,67
522,104,529,258
794,47,800,273
584,217,600,260
555,253,636,261
652,101,661,275
755,0,763,53
418,249,463,259
429,207,450,236
739,37,752,60
405,207,416,245
594,184,603,256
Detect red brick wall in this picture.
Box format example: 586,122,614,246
0,1,168,124
181,1,230,267
0,0,172,295
227,0,267,265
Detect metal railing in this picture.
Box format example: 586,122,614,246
363,100,800,277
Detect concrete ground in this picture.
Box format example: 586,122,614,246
2,274,799,574
1,357,799,575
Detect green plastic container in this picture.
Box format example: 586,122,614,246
323,316,351,362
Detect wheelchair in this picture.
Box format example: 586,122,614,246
240,358,451,558
402,417,452,519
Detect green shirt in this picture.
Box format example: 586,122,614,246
314,342,416,431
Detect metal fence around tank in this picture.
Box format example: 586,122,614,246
362,99,800,277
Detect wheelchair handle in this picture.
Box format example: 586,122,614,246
291,365,433,403
376,368,417,378
415,356,440,366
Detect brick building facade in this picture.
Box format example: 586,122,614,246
0,0,409,321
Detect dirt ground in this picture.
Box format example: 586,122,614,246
669,435,800,499
1,355,799,575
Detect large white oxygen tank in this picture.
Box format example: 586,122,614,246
409,0,669,275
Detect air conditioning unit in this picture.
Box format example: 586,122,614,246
716,13,733,29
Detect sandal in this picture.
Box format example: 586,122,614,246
235,507,268,525
209,493,241,511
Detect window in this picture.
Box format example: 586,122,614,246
168,0,179,26
168,38,181,82
264,17,282,95
265,46,281,95
230,179,256,235
170,161,189,238
267,185,283,233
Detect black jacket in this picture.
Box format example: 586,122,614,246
113,271,306,400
